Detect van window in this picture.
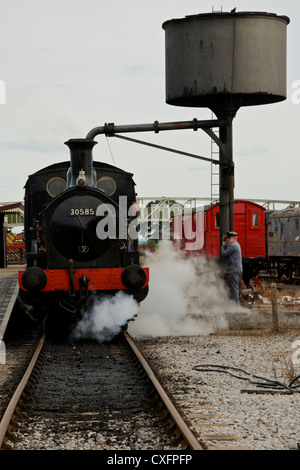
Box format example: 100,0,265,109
252,211,258,226
215,212,220,228
281,223,285,240
295,219,300,241
273,220,279,241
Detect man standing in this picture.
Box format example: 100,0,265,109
221,231,243,305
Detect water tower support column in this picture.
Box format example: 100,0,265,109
218,110,235,240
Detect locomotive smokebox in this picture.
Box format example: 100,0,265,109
65,138,97,188
162,11,289,115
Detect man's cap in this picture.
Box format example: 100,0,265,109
226,231,237,238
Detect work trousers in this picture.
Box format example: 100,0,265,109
224,273,242,305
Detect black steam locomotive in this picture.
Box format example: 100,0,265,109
18,138,149,334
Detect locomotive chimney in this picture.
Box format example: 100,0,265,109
65,138,97,188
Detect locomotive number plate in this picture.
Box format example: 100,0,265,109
69,208,95,216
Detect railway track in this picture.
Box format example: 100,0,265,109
0,334,45,449
256,274,300,287
0,317,44,441
0,330,204,451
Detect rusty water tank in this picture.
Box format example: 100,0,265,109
162,12,290,112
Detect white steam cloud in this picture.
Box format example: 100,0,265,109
129,241,248,337
70,241,249,342
71,291,139,343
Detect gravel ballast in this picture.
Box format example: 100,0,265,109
135,330,300,450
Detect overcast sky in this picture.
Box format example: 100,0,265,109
0,0,299,204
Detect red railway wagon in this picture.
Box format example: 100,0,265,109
172,200,266,282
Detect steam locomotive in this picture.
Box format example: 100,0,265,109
172,199,300,284
18,138,149,334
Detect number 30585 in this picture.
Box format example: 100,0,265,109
70,208,95,216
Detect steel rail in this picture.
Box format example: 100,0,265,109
0,334,46,450
123,331,204,450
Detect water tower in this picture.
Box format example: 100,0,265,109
162,11,289,236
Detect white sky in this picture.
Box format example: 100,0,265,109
0,0,299,204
